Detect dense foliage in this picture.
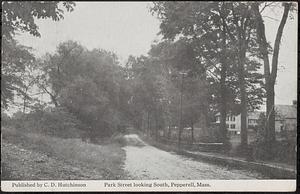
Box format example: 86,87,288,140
1,1,295,162
39,41,132,136
2,1,75,110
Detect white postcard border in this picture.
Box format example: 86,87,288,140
1,180,296,192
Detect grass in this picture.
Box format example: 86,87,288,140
1,126,126,180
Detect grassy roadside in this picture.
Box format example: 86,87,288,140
1,126,126,180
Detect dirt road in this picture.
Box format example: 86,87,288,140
123,134,264,180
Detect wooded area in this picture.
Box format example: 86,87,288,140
1,1,296,161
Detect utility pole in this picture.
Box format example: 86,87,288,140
178,71,187,148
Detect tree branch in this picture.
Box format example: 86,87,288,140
270,3,291,84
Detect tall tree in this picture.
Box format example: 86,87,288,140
2,1,75,38
129,55,169,138
1,1,75,110
222,2,263,150
19,61,41,113
251,2,293,156
148,39,209,145
1,38,35,109
151,2,237,145
151,2,266,149
42,41,130,137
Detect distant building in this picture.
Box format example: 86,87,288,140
214,101,297,134
215,111,261,135
274,102,297,132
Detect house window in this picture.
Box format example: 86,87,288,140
216,116,219,122
280,125,284,131
226,116,229,121
226,124,229,129
230,124,236,129
231,116,235,121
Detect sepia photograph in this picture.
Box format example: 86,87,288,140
1,1,297,192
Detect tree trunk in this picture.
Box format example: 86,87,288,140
178,73,184,148
149,116,152,137
239,55,248,150
219,10,228,145
41,85,59,107
191,119,194,143
142,112,145,132
267,3,291,145
219,91,227,142
252,3,291,155
266,85,275,143
202,74,210,134
155,109,158,140
147,111,150,136
237,31,248,151
229,2,252,152
23,96,26,113
22,87,29,113
201,104,209,137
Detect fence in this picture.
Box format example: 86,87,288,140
157,135,224,151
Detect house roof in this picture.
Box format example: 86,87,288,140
215,112,239,116
215,111,262,118
275,105,297,119
214,105,296,119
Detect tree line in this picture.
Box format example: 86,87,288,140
1,2,295,157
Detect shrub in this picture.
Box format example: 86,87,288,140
198,125,223,143
251,112,296,164
252,136,296,164
1,111,11,126
9,107,85,139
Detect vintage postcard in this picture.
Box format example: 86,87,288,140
1,1,297,192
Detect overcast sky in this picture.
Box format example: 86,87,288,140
15,2,297,107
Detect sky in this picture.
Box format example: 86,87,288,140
15,2,298,109
15,2,161,63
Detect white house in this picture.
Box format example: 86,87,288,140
214,101,297,134
215,111,261,134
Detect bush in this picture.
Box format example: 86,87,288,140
252,113,296,165
1,111,11,126
198,125,223,143
39,107,84,138
10,107,85,139
252,138,296,165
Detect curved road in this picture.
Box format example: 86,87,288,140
123,134,264,180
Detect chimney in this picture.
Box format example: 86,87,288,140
292,100,297,106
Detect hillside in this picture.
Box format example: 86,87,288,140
1,127,126,180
